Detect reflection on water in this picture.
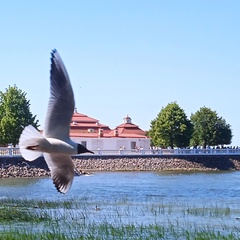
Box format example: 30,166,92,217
0,178,39,187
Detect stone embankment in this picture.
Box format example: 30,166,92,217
74,155,240,172
0,165,50,178
0,155,240,178
0,158,50,178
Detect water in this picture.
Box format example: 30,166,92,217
1,171,240,233
1,171,240,205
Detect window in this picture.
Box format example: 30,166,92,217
81,141,87,147
131,141,136,150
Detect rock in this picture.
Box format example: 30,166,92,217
0,155,239,178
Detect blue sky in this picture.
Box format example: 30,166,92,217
0,1,239,146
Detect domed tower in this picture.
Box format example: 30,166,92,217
123,115,132,124
114,115,147,137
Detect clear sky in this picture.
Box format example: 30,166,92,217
0,1,239,146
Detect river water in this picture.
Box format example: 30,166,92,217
0,171,240,234
0,171,240,203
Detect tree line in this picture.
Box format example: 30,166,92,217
148,102,232,149
0,86,233,149
0,85,39,146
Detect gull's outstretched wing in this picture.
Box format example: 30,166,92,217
44,153,75,194
44,49,74,140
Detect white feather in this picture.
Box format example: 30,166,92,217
18,125,43,161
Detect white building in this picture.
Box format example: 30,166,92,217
70,110,150,151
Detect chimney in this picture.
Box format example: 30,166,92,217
98,128,103,137
114,129,119,137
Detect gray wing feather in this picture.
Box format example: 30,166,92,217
44,50,74,139
44,153,75,194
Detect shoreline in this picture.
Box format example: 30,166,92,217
0,155,240,178
74,155,240,172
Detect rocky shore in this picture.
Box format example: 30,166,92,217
0,164,50,178
0,155,240,178
74,155,240,172
0,158,50,178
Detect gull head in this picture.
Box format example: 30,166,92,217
77,144,94,154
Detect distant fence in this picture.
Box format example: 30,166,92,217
0,148,22,157
90,148,240,156
1,147,240,157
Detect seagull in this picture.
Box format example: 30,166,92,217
19,49,94,194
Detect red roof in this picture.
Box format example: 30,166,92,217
72,113,99,123
114,115,147,137
70,122,109,128
70,112,148,139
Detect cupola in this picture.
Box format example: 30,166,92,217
123,115,132,124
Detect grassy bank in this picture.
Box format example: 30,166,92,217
0,198,239,239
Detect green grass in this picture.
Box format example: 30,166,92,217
0,198,238,239
185,206,231,217
0,206,50,223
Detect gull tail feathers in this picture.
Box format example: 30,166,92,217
19,125,44,161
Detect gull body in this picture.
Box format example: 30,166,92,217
19,50,93,193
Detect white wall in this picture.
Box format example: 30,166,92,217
71,137,150,150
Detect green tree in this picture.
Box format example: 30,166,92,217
148,102,192,148
190,107,232,148
0,85,39,146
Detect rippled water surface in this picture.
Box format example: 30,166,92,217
0,171,240,203
1,171,240,233
1,171,240,211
